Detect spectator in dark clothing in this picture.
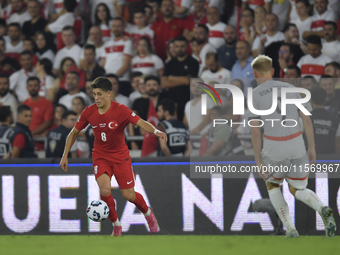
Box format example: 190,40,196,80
305,87,340,154
0,106,14,159
46,110,78,158
8,105,37,158
0,37,21,76
319,75,340,118
162,36,199,121
22,0,47,40
81,44,105,81
217,26,237,71
276,43,295,78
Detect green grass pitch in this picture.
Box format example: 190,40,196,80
0,235,339,255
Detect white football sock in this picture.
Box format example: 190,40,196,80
112,219,121,227
268,187,295,231
295,189,324,214
144,208,151,217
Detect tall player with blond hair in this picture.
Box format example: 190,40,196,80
250,55,336,237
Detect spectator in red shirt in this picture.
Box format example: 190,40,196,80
183,0,208,42
23,76,54,137
151,0,185,61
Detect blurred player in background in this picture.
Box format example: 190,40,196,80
60,77,167,236
250,55,336,238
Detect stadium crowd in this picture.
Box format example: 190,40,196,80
0,0,339,159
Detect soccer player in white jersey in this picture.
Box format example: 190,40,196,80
250,55,336,238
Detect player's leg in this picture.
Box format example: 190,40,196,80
262,155,298,237
94,160,122,236
287,154,336,237
266,181,298,237
113,161,159,233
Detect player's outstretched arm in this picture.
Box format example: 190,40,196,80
136,119,168,143
60,127,81,173
299,110,316,165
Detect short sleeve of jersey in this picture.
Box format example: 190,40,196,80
123,40,133,56
122,105,140,125
13,133,26,149
75,107,90,131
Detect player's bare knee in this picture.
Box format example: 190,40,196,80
266,182,280,190
99,187,111,197
121,190,136,202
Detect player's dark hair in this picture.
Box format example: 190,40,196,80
243,7,254,18
94,3,112,26
39,58,54,76
283,23,297,33
324,21,337,31
91,76,112,92
158,99,176,116
112,17,125,25
68,71,80,80
17,105,31,115
84,44,96,52
137,36,153,54
0,106,11,122
63,0,77,12
287,65,301,76
105,73,119,84
61,110,77,120
55,104,67,112
72,96,85,106
27,76,40,85
325,61,340,70
296,0,310,8
197,24,209,35
280,42,293,54
8,23,21,30
302,76,317,84
173,35,188,43
134,8,145,16
62,25,75,33
0,74,9,82
311,87,327,105
131,71,143,79
20,50,33,57
144,75,160,85
306,35,322,46
205,51,218,61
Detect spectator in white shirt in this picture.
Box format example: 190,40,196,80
7,0,31,27
252,13,285,57
4,23,23,61
297,35,332,80
303,0,337,40
35,58,56,101
132,36,164,77
206,6,227,49
53,26,82,75
322,21,340,62
107,73,131,108
9,51,36,103
58,71,92,109
94,3,113,42
35,31,55,63
0,74,18,121
194,24,216,75
100,17,133,97
200,52,231,84
45,0,77,34
126,8,155,48
293,0,312,42
80,26,105,66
